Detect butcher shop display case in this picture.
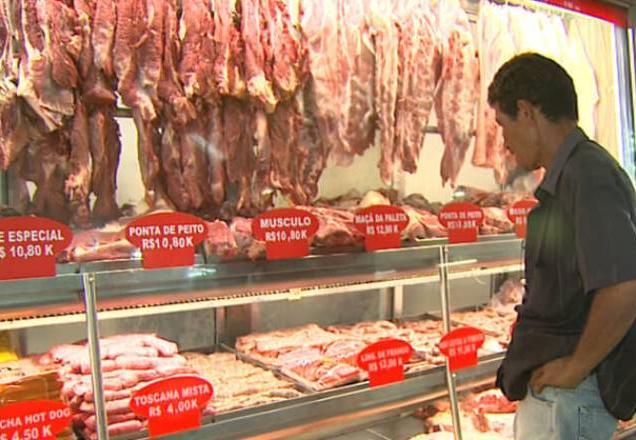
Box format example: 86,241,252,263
0,0,635,438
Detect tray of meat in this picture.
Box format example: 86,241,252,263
234,324,341,370
449,308,516,345
183,352,307,416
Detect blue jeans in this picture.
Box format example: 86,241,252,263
514,374,618,440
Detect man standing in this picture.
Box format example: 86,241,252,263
489,53,636,439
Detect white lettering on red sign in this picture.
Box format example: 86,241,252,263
259,217,313,229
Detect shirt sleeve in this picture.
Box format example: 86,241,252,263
573,168,636,294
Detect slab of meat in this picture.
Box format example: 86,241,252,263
393,1,441,177
436,0,479,187
89,107,121,222
474,2,516,183
222,97,257,213
92,0,116,78
268,0,305,98
339,0,376,159
298,206,363,248
113,0,162,121
213,0,246,97
65,96,92,227
296,84,327,203
301,0,349,164
132,109,163,207
205,103,227,207
59,221,134,263
16,131,70,223
482,207,513,233
242,0,277,112
17,0,76,131
370,0,400,184
178,0,216,100
113,0,167,207
267,98,304,203
204,220,239,259
158,0,196,127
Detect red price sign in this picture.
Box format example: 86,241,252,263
0,400,72,440
252,208,319,260
357,339,413,387
125,212,208,269
438,203,483,244
354,205,409,251
0,217,72,280
439,327,485,372
130,375,213,437
507,199,538,238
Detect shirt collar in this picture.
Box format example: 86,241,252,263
538,127,588,196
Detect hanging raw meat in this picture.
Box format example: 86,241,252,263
213,0,247,98
394,0,441,176
436,0,479,187
338,0,376,159
474,1,516,184
369,0,400,184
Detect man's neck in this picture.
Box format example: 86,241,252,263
539,120,578,169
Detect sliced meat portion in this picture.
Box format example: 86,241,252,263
436,0,478,186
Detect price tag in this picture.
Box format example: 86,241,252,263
357,339,413,387
439,327,485,372
0,400,72,440
0,217,72,281
354,205,409,252
125,212,208,269
507,199,538,238
438,203,483,244
130,375,213,437
252,208,319,260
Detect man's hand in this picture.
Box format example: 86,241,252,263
530,356,587,394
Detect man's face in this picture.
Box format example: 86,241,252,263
494,103,541,171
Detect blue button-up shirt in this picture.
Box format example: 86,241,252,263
497,127,636,420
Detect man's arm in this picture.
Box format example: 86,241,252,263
530,278,636,393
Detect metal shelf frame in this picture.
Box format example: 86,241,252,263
0,235,523,439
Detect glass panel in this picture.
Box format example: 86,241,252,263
0,274,87,440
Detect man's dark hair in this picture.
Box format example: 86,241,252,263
488,52,578,122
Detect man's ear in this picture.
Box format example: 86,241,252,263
516,99,537,122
